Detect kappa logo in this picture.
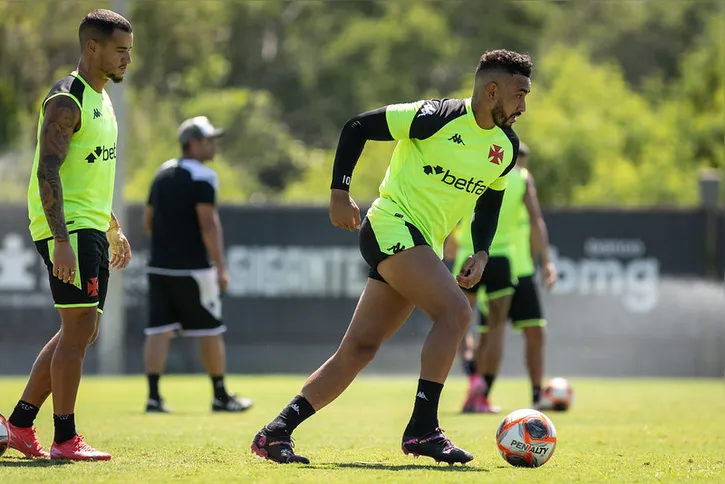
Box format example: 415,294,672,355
387,243,406,254
421,164,487,195
448,133,465,145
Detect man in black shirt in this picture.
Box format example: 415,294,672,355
143,116,252,413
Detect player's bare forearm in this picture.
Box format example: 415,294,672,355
530,228,542,262
143,206,153,236
523,175,551,263
109,210,120,230
38,155,67,241
37,96,80,242
534,218,552,264
201,214,227,271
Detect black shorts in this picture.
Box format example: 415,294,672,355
477,275,546,333
359,215,429,283
145,268,226,337
463,256,515,298
35,229,109,312
509,275,545,328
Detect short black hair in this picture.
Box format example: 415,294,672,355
476,50,533,78
79,9,132,47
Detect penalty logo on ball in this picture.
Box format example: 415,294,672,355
496,408,557,468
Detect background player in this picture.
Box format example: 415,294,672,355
482,145,556,410
251,50,532,465
143,116,253,414
5,9,133,461
447,146,524,413
449,143,556,412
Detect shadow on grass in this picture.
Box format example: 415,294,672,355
307,461,489,472
0,456,72,467
129,411,201,417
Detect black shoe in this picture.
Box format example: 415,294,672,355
401,428,474,465
250,427,310,464
145,397,171,413
212,393,253,412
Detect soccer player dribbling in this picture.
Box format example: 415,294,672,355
5,9,133,461
251,49,533,465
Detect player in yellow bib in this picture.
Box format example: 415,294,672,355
447,143,557,413
5,10,133,461
253,50,533,466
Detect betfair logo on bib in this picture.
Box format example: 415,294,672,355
85,143,116,163
422,164,486,195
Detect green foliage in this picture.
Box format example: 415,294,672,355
181,88,313,196
128,0,231,97
284,142,396,205
675,13,725,172
0,81,19,148
513,46,699,206
0,0,722,207
538,0,719,86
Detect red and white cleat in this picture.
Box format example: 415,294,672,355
50,435,111,461
8,423,50,458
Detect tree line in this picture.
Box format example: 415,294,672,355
0,0,722,206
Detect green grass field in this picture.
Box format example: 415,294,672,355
0,376,723,483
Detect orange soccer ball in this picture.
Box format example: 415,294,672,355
496,408,557,468
540,377,574,411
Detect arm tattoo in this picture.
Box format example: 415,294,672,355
37,96,80,242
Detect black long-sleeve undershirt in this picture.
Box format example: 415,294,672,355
330,107,394,191
471,188,505,255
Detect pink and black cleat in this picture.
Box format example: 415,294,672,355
251,427,310,464
402,428,473,465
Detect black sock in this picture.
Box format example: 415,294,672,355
211,375,228,401
404,379,444,437
8,400,40,428
53,414,77,444
147,374,161,401
532,385,541,404
483,373,496,397
462,359,477,376
266,395,316,436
